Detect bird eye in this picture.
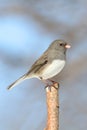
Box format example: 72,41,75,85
60,43,63,46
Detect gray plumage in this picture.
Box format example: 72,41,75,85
7,39,70,90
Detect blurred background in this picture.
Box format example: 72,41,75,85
0,0,87,130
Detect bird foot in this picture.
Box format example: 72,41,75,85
44,80,59,91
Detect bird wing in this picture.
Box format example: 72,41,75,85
27,53,48,75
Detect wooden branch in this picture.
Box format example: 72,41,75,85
44,83,59,130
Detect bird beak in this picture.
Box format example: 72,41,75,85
65,44,71,49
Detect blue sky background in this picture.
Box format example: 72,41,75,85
0,1,87,130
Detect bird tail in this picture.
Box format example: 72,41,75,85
7,73,32,90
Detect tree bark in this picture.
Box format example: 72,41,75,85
44,83,59,130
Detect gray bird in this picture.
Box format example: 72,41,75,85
7,39,71,90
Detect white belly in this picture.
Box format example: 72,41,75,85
41,60,65,79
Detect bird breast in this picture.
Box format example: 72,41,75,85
40,59,65,79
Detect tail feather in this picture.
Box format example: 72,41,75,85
7,74,28,90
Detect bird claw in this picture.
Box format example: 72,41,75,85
49,80,59,89
45,85,51,91
43,79,59,91
44,80,59,91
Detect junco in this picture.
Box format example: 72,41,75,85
7,39,71,90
